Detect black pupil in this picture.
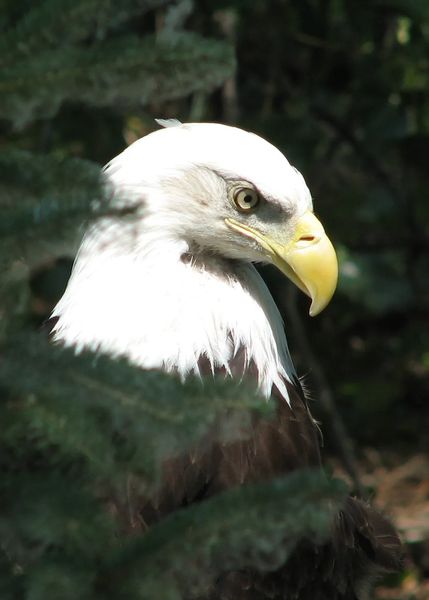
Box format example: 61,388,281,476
243,194,253,204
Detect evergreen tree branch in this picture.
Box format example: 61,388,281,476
0,150,106,306
0,34,235,126
0,150,140,279
283,285,364,496
0,0,171,67
0,466,344,599
0,150,102,239
0,334,272,485
100,471,346,599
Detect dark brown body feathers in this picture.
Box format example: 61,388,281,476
138,363,402,599
44,318,401,598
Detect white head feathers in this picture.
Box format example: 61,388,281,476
51,122,314,403
105,122,311,213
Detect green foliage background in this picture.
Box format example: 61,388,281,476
1,0,428,597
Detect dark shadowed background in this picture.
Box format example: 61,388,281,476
1,1,428,598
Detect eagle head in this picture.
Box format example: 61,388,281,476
52,122,338,399
105,121,337,317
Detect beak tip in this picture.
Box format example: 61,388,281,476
308,295,334,317
309,305,320,317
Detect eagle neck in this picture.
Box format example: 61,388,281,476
52,225,295,403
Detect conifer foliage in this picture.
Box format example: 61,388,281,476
0,2,345,598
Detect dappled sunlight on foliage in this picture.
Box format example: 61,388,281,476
0,0,428,598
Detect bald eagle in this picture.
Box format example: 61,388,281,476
50,122,401,598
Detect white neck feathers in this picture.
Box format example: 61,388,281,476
51,218,294,402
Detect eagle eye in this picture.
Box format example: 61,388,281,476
232,187,260,213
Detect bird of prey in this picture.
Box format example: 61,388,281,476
50,122,401,599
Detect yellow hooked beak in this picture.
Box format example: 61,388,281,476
225,211,338,316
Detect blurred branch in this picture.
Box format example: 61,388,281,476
283,286,364,497
189,90,208,121
0,33,235,127
311,104,427,303
161,0,193,33
0,0,171,67
345,234,429,252
214,9,239,124
311,105,401,202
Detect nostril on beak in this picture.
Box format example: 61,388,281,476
295,234,319,249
